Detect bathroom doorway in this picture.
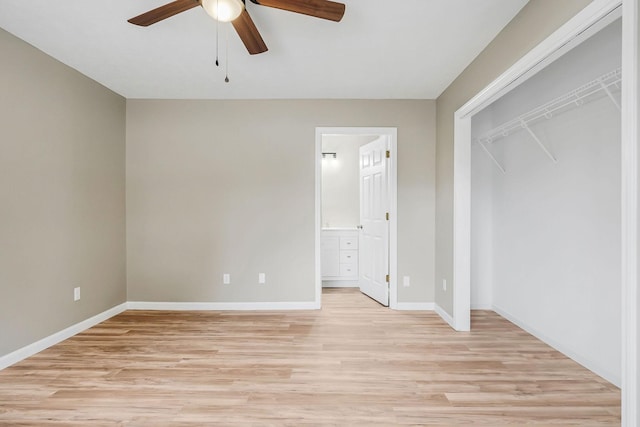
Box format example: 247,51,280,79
314,127,398,308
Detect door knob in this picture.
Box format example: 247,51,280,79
357,225,363,229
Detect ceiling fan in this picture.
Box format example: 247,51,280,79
128,0,346,55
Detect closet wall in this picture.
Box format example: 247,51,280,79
471,19,622,386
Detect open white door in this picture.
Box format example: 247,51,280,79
358,136,389,306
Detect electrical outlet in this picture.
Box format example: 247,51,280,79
403,276,410,287
442,279,447,292
223,273,230,284
258,273,266,284
73,287,81,301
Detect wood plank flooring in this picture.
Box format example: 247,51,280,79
0,288,620,426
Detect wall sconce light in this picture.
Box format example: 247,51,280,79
322,152,337,159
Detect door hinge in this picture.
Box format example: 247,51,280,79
386,150,390,159
386,274,390,283
386,212,390,221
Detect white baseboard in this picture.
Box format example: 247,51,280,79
395,302,435,311
435,303,455,329
493,304,621,388
127,301,319,311
0,303,127,371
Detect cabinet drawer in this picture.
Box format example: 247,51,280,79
339,250,358,264
339,263,358,278
340,236,358,250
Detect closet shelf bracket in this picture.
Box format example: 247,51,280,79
598,77,621,111
520,119,558,163
477,140,506,174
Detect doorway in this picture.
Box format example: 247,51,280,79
315,127,398,309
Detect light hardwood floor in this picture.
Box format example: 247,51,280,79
0,288,620,426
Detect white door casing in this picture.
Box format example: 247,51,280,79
315,127,397,309
359,136,390,306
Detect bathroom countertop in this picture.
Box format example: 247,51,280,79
322,227,359,231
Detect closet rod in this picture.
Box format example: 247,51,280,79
477,67,621,146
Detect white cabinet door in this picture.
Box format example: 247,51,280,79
321,236,340,277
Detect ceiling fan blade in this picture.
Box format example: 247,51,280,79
231,9,268,55
128,0,200,26
250,0,345,22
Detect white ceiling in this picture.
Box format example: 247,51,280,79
0,0,528,99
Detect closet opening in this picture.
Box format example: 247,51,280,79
470,15,622,387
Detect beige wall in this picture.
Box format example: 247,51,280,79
0,29,127,356
126,100,435,304
434,0,593,315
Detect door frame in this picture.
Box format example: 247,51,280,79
452,0,637,423
315,127,398,309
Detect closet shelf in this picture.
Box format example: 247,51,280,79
475,68,621,174
477,68,621,145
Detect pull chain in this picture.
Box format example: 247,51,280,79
215,0,219,66
224,23,230,83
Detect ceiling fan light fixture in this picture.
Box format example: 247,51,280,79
202,0,244,22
